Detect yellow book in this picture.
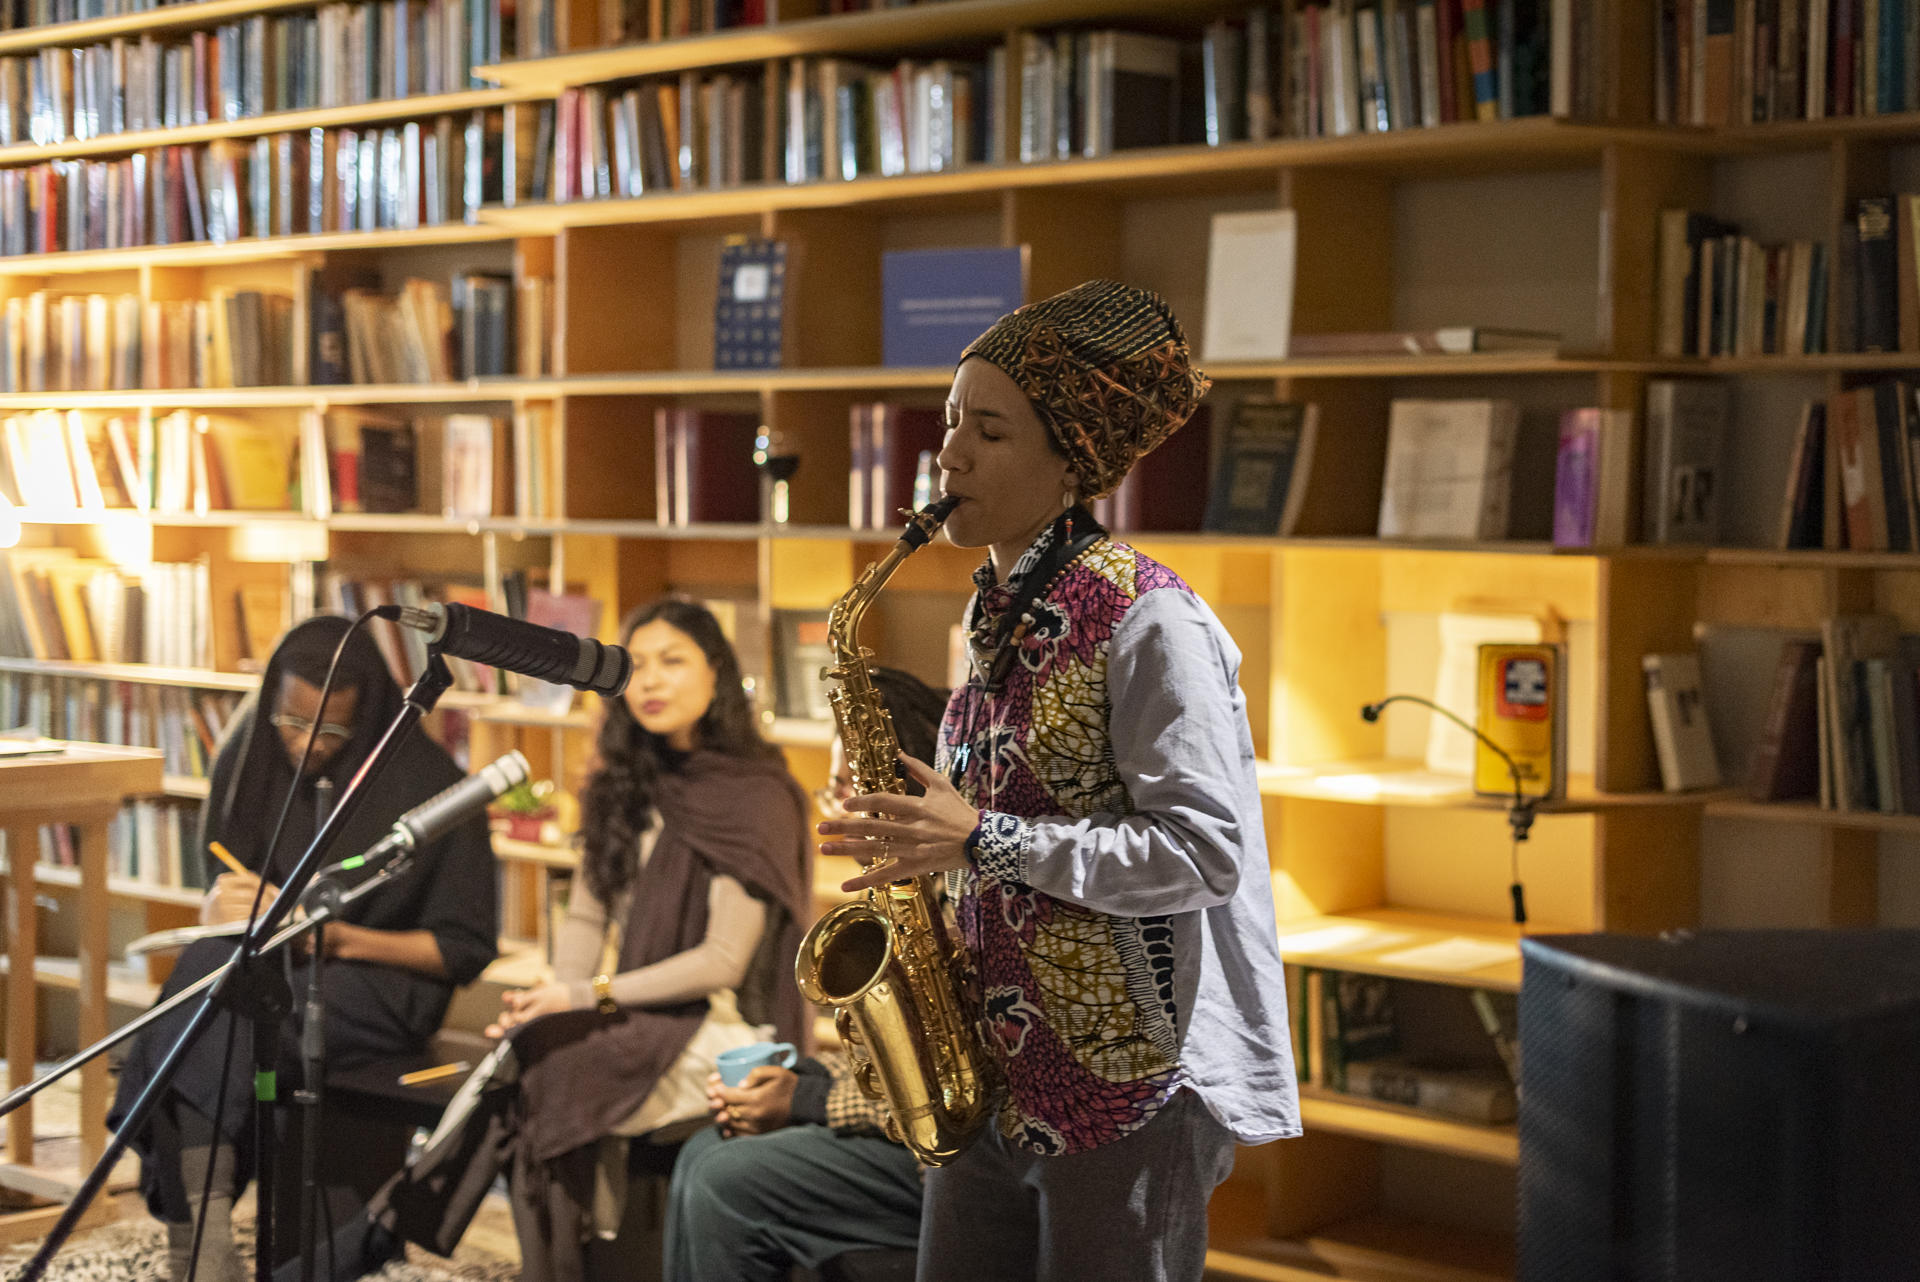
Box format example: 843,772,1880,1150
1474,642,1566,801
204,417,291,511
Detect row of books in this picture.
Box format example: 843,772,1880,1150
0,549,212,668
781,53,992,184
1292,967,1519,1125
1656,0,1920,124
1655,211,1830,357
1,0,237,32
0,409,295,514
1749,618,1920,815
0,0,506,151
1777,380,1920,553
0,672,240,779
0,288,296,392
313,272,521,384
302,407,535,517
0,111,508,258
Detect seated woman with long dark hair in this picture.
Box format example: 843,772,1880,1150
111,615,498,1282
489,598,813,1282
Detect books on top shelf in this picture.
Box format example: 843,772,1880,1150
0,108,513,259
0,548,211,668
1552,407,1633,548
0,288,295,392
786,52,999,182
1642,378,1727,544
1201,398,1317,536
0,0,515,154
1375,398,1517,541
1654,0,1920,124
880,246,1025,368
1643,652,1722,792
713,238,788,371
1201,209,1295,363
1474,640,1565,802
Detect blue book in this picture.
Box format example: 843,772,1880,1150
714,238,788,370
881,246,1027,367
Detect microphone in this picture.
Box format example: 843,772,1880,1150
392,602,631,697
1360,694,1533,924
318,750,531,883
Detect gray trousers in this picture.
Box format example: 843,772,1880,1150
916,1089,1237,1282
663,1123,923,1282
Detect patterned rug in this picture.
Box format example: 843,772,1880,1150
1,1195,522,1282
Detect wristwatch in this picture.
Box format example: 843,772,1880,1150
590,973,618,1015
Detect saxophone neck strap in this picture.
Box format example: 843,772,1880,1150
980,506,1106,696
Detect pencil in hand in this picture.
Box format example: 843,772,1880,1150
208,842,247,878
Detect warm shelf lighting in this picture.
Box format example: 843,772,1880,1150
0,496,19,549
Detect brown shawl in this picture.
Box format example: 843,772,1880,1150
510,750,812,1165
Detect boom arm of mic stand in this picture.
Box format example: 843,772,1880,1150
11,655,456,1282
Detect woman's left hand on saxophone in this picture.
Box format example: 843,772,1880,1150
818,753,980,892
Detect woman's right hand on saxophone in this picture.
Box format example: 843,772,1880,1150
817,752,980,893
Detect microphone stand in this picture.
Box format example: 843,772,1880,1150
5,653,456,1282
1360,693,1537,924
296,778,337,1282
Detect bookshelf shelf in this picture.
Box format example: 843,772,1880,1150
160,774,212,800
16,861,206,907
1700,352,1920,374
469,701,592,729
1296,1086,1518,1166
1704,799,1920,834
0,955,159,1007
1274,910,1527,992
0,657,257,691
480,0,1276,93
0,221,512,276
767,717,834,748
1703,547,1920,570
1255,759,1730,811
0,88,537,167
0,0,317,54
1706,109,1920,151
0,381,553,413
1207,1215,1512,1282
480,120,1681,235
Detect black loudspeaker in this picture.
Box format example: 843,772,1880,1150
1517,929,1920,1282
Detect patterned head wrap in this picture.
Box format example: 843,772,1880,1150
960,280,1211,499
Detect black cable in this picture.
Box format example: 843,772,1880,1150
186,612,375,1282
1360,693,1535,925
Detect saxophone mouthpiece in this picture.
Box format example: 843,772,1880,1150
898,495,960,550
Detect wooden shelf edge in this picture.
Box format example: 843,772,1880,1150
1256,759,1734,812
0,955,158,1007
0,221,511,276
1273,908,1531,992
491,834,576,868
1208,1213,1513,1282
1705,798,1920,833
0,0,315,54
3,860,206,906
0,657,259,689
1297,1086,1518,1165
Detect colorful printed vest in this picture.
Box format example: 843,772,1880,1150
940,529,1195,1156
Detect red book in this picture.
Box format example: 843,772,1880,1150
655,409,759,525
1434,0,1461,123
851,403,945,530
1092,406,1212,533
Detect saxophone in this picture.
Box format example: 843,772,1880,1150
793,495,997,1166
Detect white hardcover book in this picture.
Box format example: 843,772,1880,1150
1377,399,1518,540
1643,652,1722,791
1201,209,1297,362
1642,378,1729,543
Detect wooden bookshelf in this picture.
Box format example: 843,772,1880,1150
4,0,1905,1273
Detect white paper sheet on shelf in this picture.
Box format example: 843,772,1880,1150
1374,936,1518,974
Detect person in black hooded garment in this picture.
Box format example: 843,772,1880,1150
109,614,498,1282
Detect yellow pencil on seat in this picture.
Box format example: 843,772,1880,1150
208,842,247,877
398,1061,471,1087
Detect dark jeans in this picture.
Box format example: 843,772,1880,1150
662,1124,923,1282
916,1089,1237,1282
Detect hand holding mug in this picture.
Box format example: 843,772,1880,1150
705,1066,800,1138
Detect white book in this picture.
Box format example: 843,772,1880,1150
1377,399,1518,540
1202,209,1297,362
1323,0,1360,135
1643,652,1722,791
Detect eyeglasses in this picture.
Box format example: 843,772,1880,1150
269,713,354,744
812,775,855,820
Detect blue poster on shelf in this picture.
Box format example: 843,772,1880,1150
881,246,1028,367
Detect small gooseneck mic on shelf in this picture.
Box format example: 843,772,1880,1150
1360,694,1532,925
391,602,632,697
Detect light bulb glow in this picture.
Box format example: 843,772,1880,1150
0,495,19,550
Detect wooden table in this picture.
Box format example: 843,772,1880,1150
1,742,163,1230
